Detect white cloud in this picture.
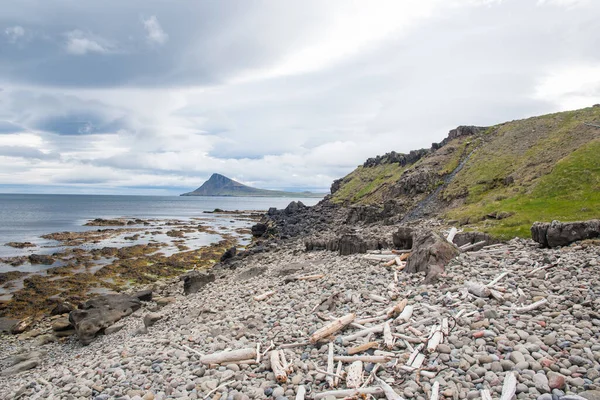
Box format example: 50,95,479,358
5,25,25,43
65,30,112,55
142,16,168,45
533,65,600,109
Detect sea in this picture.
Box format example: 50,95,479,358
0,193,321,267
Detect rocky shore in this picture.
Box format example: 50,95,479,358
0,210,598,400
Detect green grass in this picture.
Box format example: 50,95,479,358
446,139,600,239
331,163,407,204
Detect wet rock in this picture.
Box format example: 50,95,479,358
531,219,600,247
251,223,268,237
27,254,55,265
182,271,215,295
220,246,237,262
69,294,142,345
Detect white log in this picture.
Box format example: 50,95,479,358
310,313,356,343
200,347,257,365
460,240,487,251
314,387,385,399
297,274,324,281
270,350,288,383
500,372,517,400
375,377,404,400
447,227,458,244
334,361,342,388
383,321,394,350
481,389,493,400
513,298,548,313
356,315,389,325
326,342,334,388
396,305,414,323
421,370,438,379
334,355,391,363
411,353,425,369
295,385,306,400
465,281,491,298
441,318,449,337
407,344,424,365
431,381,440,400
395,256,403,266
369,293,388,303
346,360,363,389
373,350,396,357
391,333,424,344
253,290,276,301
489,289,504,301
341,325,384,345
427,330,443,353
486,271,509,287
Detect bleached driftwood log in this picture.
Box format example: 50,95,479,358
347,341,379,355
346,360,363,389
391,333,424,344
500,372,517,400
314,387,385,399
295,385,306,400
513,298,548,313
200,347,257,365
341,324,384,345
480,389,493,400
386,298,408,318
310,313,356,343
431,381,440,400
334,355,391,363
375,377,404,400
369,294,388,303
270,350,288,383
460,240,487,252
487,271,509,287
297,274,324,281
253,291,275,301
427,325,443,353
465,281,491,298
447,227,458,244
356,315,389,325
383,321,394,349
326,342,334,388
396,304,414,323
334,361,342,388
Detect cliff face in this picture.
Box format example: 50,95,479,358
329,106,600,238
181,173,323,198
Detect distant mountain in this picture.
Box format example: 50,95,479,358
181,173,325,198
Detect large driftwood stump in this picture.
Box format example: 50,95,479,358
406,230,459,275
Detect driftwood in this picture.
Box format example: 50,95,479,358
200,347,257,365
341,325,383,345
391,333,424,344
310,313,356,343
356,315,388,325
347,341,379,355
314,387,385,399
270,350,288,383
386,298,408,318
513,298,548,313
447,227,458,244
465,281,491,298
487,271,509,287
500,372,517,400
327,342,335,388
431,381,440,400
295,385,306,400
481,389,493,400
253,291,276,301
346,360,363,389
375,377,404,400
460,240,487,252
334,355,391,363
334,361,342,388
369,294,388,303
383,321,394,349
396,305,414,323
427,325,443,353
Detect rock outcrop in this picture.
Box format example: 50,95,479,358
405,230,459,275
531,219,600,247
181,271,216,295
392,226,414,249
69,294,144,345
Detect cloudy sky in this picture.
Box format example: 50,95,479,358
1,0,599,195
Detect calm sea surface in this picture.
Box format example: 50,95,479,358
0,194,321,259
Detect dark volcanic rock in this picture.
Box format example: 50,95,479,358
69,294,142,345
330,178,343,194
251,223,268,237
220,246,237,262
406,230,459,275
338,234,367,256
51,301,75,316
453,231,497,248
392,227,414,250
531,219,600,247
346,205,382,224
133,289,153,302
181,271,216,295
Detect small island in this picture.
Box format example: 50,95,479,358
181,173,324,198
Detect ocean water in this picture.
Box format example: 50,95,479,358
0,194,321,259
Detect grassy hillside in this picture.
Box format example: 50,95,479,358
331,106,600,239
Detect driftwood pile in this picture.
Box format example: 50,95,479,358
184,241,535,400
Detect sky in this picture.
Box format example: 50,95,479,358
1,0,599,195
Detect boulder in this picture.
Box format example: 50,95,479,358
132,289,153,302
453,231,497,248
51,301,75,316
11,316,33,334
27,254,55,265
1,351,44,376
251,223,268,237
338,234,367,256
143,312,163,327
392,227,414,250
284,201,307,215
220,246,237,262
531,219,600,247
69,294,142,345
51,317,72,332
181,271,215,295
406,230,459,275
0,317,19,333
346,205,382,224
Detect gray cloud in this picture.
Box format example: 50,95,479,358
0,0,599,194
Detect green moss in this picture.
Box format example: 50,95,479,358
447,138,600,239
